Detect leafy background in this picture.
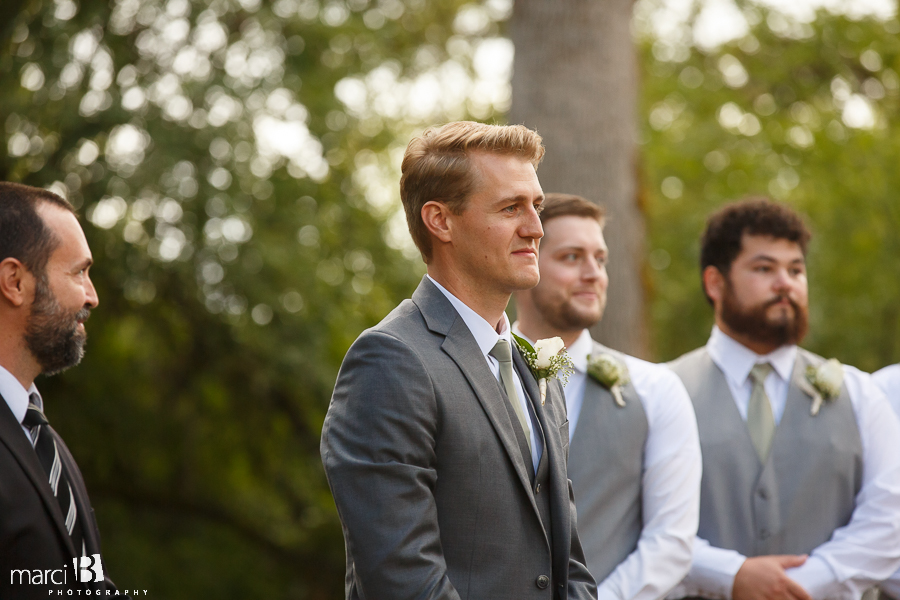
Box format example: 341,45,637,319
2,0,898,597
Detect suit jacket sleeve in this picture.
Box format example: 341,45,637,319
321,329,462,600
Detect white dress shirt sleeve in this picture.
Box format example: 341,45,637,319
598,359,703,600
667,537,747,600
873,365,900,599
873,364,900,418
784,366,900,600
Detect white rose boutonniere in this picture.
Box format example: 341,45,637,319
512,333,574,406
801,358,844,416
587,353,631,407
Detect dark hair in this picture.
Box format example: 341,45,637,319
0,182,76,278
539,193,606,226
700,197,811,300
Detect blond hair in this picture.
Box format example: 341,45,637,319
400,121,545,262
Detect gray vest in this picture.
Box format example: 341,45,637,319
670,347,862,557
568,342,647,583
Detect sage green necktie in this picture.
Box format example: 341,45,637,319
747,362,775,462
490,339,532,455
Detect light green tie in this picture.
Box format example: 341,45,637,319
747,362,775,462
490,339,532,455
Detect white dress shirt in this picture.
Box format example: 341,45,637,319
0,364,40,443
428,276,542,471
873,364,900,418
514,327,702,600
873,364,900,600
674,327,900,600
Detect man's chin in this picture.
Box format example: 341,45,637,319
509,270,540,291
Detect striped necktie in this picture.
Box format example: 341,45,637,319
23,393,85,556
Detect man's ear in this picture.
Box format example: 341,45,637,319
421,201,453,244
702,265,725,306
0,258,30,307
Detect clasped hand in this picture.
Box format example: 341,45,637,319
733,555,812,600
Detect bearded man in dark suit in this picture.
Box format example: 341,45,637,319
0,182,124,599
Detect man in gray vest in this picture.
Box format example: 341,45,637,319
514,193,702,600
668,198,900,600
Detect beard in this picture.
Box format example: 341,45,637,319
530,284,606,333
720,280,808,348
23,278,91,376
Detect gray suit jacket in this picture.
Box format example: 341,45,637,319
321,277,596,600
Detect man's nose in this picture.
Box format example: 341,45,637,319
85,276,99,308
582,257,602,280
772,268,792,292
520,205,544,240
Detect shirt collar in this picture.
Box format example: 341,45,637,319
428,275,508,357
567,329,593,373
707,325,797,387
0,364,41,426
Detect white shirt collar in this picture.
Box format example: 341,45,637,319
0,364,41,426
707,325,797,387
567,329,593,374
428,275,510,357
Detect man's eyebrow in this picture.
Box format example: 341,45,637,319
493,193,543,206
74,258,94,270
748,254,804,264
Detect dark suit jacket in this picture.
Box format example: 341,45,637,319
321,277,596,600
0,393,123,599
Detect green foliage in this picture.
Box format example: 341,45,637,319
639,7,900,370
0,0,507,597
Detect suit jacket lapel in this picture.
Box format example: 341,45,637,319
0,395,78,559
441,321,541,510
54,430,105,592
514,353,570,578
54,428,99,554
412,278,543,523
512,348,548,477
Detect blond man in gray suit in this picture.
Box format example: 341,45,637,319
321,122,596,600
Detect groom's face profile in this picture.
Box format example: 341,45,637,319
447,151,544,295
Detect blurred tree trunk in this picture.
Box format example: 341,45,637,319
510,0,648,359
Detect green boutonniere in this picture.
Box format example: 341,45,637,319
801,358,843,416
587,353,630,407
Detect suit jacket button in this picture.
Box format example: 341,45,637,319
536,575,550,589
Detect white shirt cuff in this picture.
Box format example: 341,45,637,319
785,556,842,600
597,579,624,600
670,545,745,600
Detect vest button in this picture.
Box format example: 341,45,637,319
760,528,770,539
757,488,767,500
535,575,550,589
